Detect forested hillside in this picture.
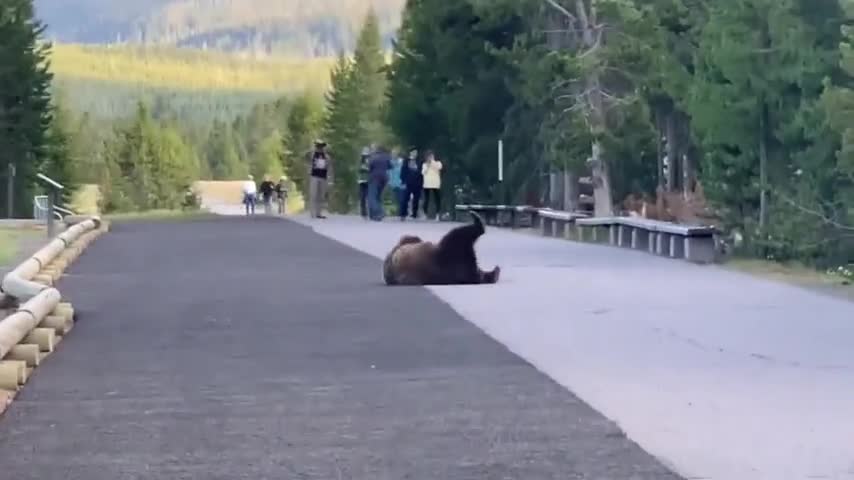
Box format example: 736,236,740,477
50,43,334,121
34,0,403,56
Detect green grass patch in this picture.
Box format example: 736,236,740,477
723,258,854,304
0,228,42,266
723,258,849,287
104,209,219,222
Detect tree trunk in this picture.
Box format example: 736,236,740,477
678,111,696,198
590,141,613,217
758,103,769,232
564,170,580,212
575,0,614,217
665,113,679,192
549,171,564,209
682,152,693,198
656,108,665,190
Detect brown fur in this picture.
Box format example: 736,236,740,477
382,211,500,286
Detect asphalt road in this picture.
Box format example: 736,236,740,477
0,216,680,479
299,213,854,480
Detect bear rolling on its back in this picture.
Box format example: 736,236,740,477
382,210,501,286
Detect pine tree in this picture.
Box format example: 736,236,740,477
350,7,390,143
282,92,324,195
687,0,836,256
251,129,285,180
386,0,532,203
0,0,57,217
322,52,363,212
43,100,78,205
205,119,246,180
99,102,199,212
813,0,854,263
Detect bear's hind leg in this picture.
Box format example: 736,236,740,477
479,266,501,284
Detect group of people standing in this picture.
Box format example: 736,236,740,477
241,174,288,216
358,146,444,222
242,139,445,221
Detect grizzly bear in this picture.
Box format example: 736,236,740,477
382,210,501,285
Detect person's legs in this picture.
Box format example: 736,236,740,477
393,187,403,218
371,181,378,220
316,178,328,218
309,177,319,217
399,185,410,219
359,182,368,218
367,180,378,220
410,186,422,219
435,189,442,220
248,194,256,215
375,180,387,220
427,188,439,218
422,188,432,218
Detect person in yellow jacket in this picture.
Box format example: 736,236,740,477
421,150,443,220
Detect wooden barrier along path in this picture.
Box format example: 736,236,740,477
455,204,719,264
0,215,108,415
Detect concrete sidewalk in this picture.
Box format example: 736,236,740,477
293,213,854,480
0,216,679,479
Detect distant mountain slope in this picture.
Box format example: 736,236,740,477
34,0,404,57
50,43,334,121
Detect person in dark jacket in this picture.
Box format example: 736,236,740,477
399,148,423,220
259,175,276,215
358,146,371,219
367,145,393,221
306,139,333,219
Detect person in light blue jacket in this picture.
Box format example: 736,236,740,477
387,148,404,209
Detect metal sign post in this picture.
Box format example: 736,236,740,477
36,173,64,238
497,139,505,204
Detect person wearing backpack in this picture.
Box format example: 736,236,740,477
306,139,333,219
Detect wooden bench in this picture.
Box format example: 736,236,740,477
576,216,718,264
454,204,539,229
536,209,589,238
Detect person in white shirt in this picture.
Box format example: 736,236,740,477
242,175,257,215
421,150,443,220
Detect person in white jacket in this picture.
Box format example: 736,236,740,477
242,175,257,215
421,150,443,220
